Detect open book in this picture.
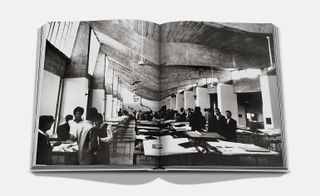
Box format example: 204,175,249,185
31,20,287,172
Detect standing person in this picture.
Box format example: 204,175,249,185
69,106,85,139
189,107,206,131
94,113,113,165
36,115,55,165
179,107,187,122
208,108,226,135
204,108,210,123
75,108,99,165
57,114,73,141
118,109,123,116
224,110,237,141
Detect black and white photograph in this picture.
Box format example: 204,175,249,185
31,19,287,171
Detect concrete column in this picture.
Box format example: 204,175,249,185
176,93,184,111
170,95,176,110
184,90,195,110
91,89,105,114
112,97,118,118
105,94,113,120
260,75,281,129
217,83,239,122
196,86,210,113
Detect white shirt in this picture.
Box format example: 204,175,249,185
69,120,84,137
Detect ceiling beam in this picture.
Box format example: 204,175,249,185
87,20,159,65
160,42,269,69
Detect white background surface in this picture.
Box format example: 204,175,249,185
0,0,319,195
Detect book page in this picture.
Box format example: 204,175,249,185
32,20,161,171
157,21,287,171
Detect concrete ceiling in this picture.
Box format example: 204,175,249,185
86,20,274,101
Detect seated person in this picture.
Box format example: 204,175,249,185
57,114,73,141
36,115,55,165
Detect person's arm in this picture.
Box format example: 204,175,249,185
100,125,113,143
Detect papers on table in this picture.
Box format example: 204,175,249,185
186,131,225,140
52,142,78,152
257,129,281,136
142,136,199,156
207,140,278,155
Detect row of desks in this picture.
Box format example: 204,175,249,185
134,120,281,166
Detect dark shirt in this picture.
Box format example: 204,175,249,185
57,122,70,141
224,118,237,141
189,112,206,131
36,132,52,165
208,114,227,135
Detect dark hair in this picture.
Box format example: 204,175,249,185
73,106,84,115
39,115,54,131
225,110,232,115
86,107,98,121
195,106,201,113
65,114,73,121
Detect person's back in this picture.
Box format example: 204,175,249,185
57,123,69,141
189,107,205,131
76,121,94,165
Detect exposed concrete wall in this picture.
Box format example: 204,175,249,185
65,22,91,78
44,41,69,77
121,87,159,113
260,75,281,129
217,83,239,122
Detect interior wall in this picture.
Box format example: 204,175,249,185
184,90,195,110
217,83,239,122
260,75,281,129
196,87,210,113
122,87,159,113
39,70,60,117
105,94,113,119
59,77,89,124
238,104,247,126
91,89,105,115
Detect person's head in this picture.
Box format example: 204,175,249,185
214,108,221,116
39,115,55,133
180,107,184,113
86,107,98,121
93,113,104,127
225,110,232,119
195,106,201,113
73,106,84,122
65,114,73,122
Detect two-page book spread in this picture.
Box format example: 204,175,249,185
31,20,288,172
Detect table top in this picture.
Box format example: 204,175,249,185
185,131,226,140
207,140,278,156
136,125,160,130
143,136,199,156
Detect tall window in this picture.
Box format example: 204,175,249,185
46,21,80,58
